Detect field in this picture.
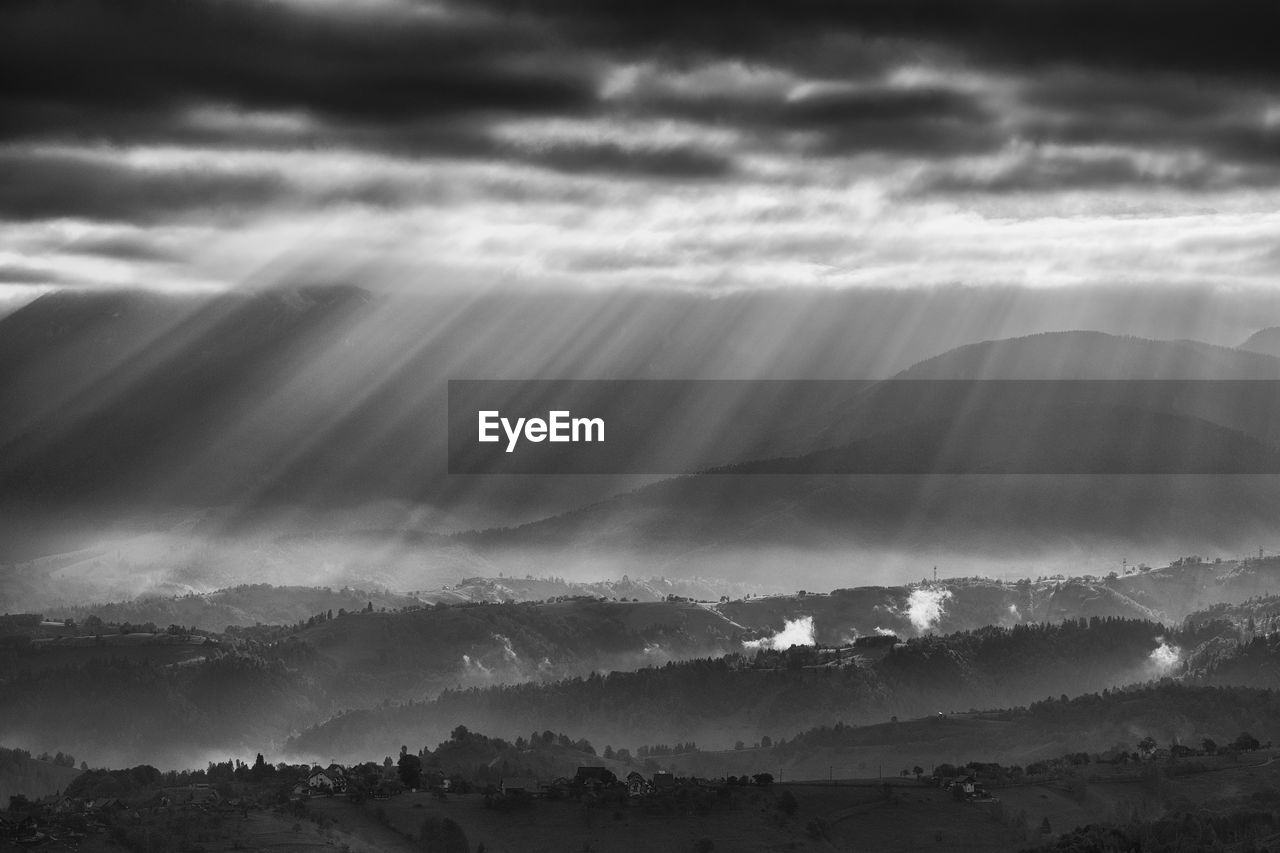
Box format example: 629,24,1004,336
4,753,1277,852
302,784,1025,853
14,635,213,674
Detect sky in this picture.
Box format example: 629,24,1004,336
2,0,1280,303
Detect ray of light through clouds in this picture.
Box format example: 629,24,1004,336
2,0,1280,300
6,0,1280,587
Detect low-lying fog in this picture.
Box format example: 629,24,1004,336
0,501,1228,612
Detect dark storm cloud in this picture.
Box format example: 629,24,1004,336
1023,72,1233,125
471,0,1280,80
61,233,180,263
1,0,1278,241
613,80,1000,158
914,151,1234,195
0,141,732,228
781,86,999,156
0,263,72,285
519,140,735,179
3,0,1273,174
0,0,597,142
0,150,291,223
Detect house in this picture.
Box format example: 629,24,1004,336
52,796,83,814
626,771,650,797
309,767,346,794
652,770,675,790
87,798,125,814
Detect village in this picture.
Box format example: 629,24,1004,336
5,728,1271,850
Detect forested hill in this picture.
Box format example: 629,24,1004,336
287,617,1189,761
47,584,421,632
762,682,1280,780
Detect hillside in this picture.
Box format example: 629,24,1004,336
0,746,81,806
457,473,1280,586
738,681,1280,779
897,331,1280,380
5,587,1280,787
45,584,422,632
285,616,1193,761
725,403,1280,473
289,626,1280,772
0,598,748,767
274,599,747,702
1239,326,1280,358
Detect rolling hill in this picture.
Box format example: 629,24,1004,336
283,615,1198,761
1239,326,1280,358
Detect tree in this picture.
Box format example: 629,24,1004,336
1201,738,1217,755
398,753,422,788
1234,732,1260,751
1137,736,1157,755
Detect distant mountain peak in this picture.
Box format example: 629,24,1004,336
1239,326,1280,357
898,330,1280,380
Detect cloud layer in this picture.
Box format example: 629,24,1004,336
3,0,1279,294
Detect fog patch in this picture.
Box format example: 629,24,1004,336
903,587,953,633
492,633,518,663
1148,638,1182,674
460,653,490,676
745,615,816,649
